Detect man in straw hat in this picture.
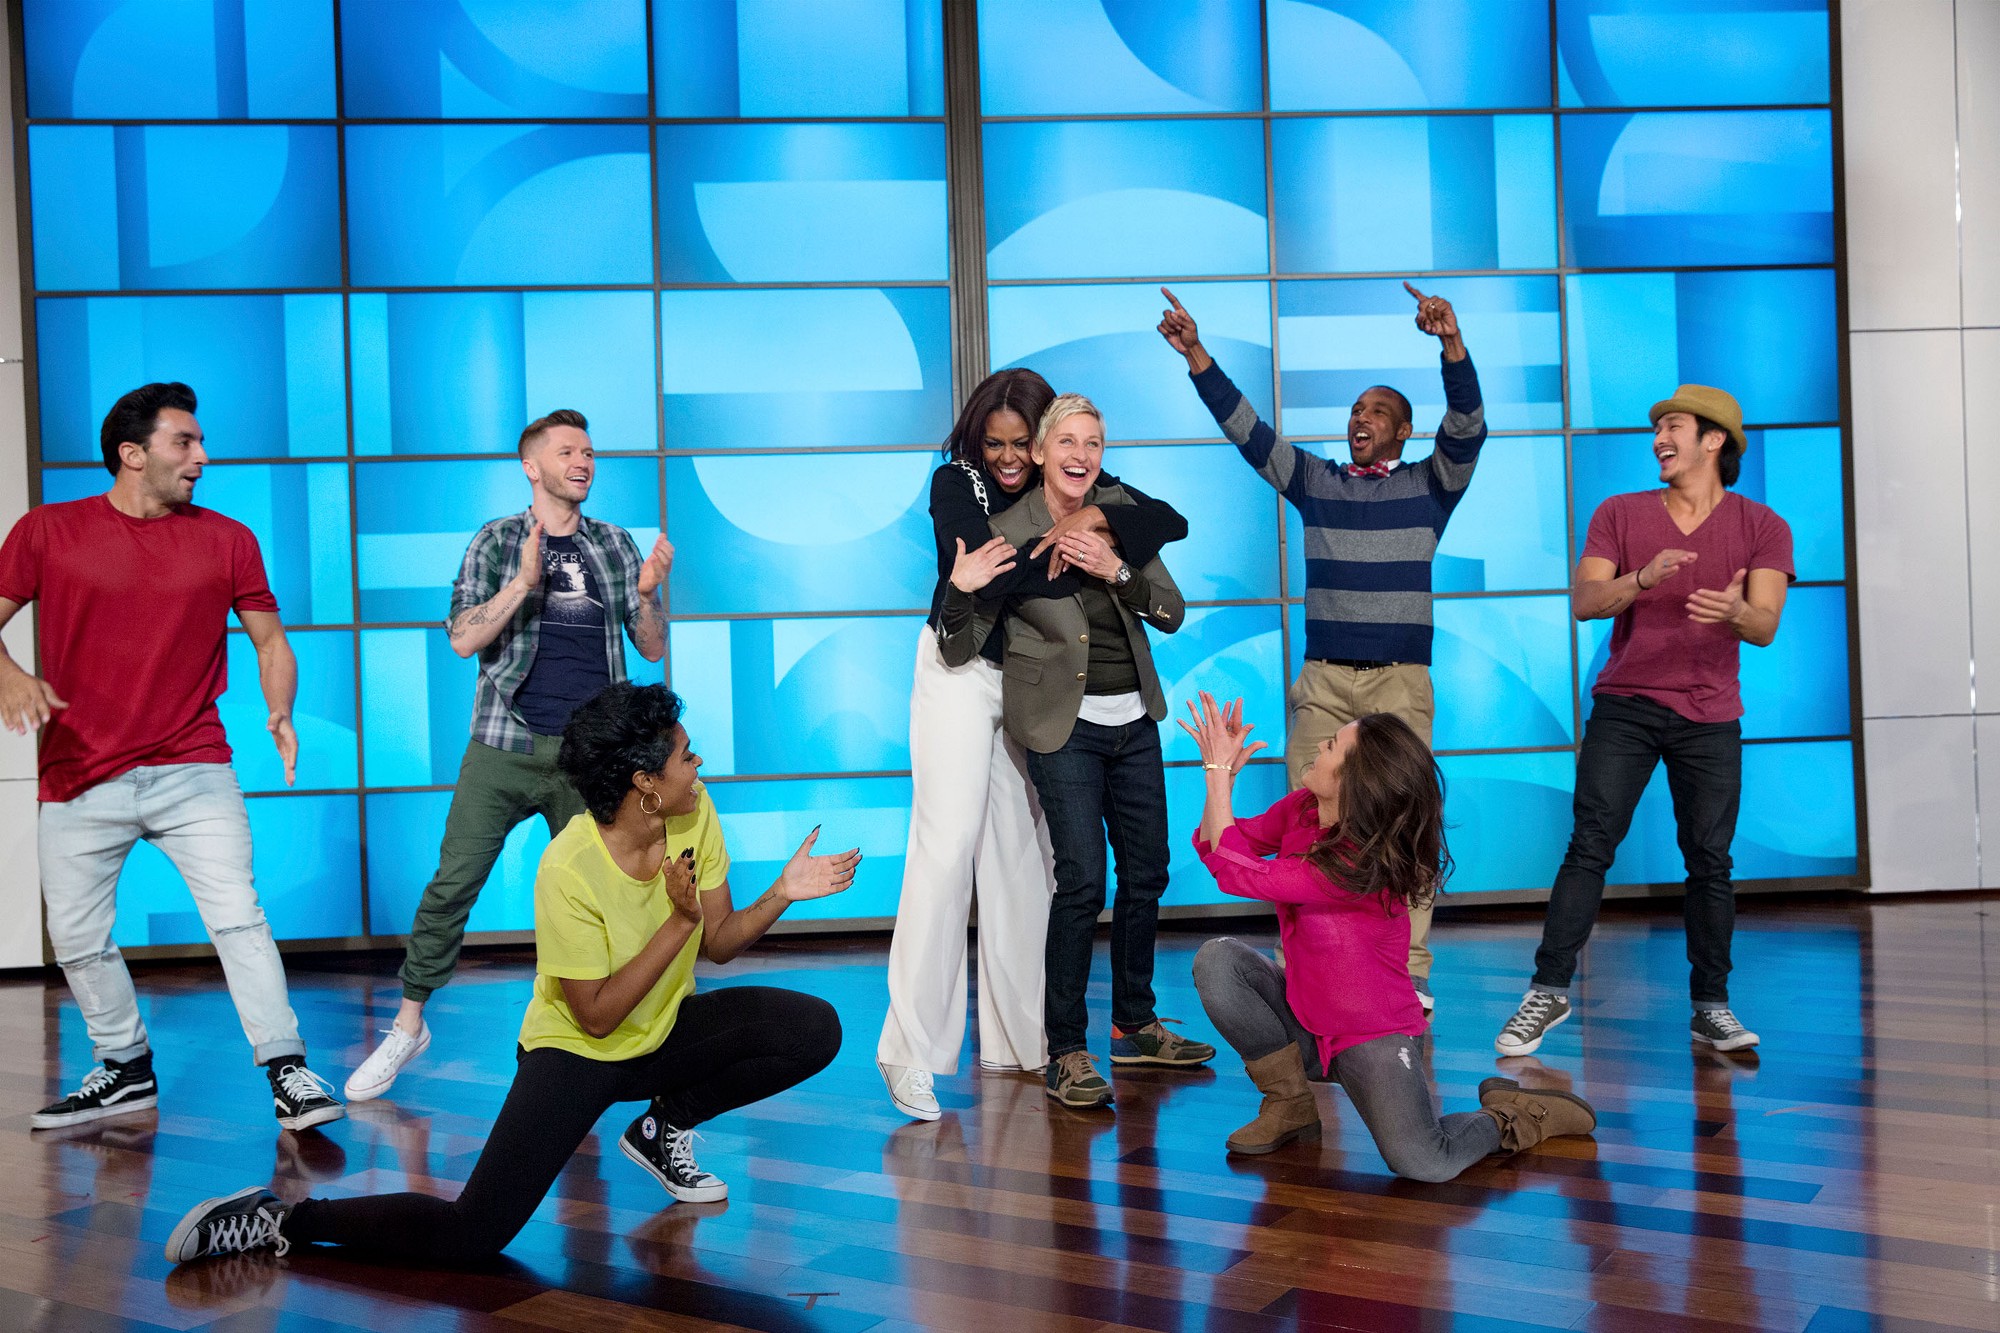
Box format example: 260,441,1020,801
1495,384,1793,1058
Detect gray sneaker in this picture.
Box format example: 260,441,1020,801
1494,990,1571,1056
1690,1008,1760,1052
1044,1050,1114,1109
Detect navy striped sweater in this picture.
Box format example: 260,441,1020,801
1192,356,1487,667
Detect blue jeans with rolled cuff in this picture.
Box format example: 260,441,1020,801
1027,717,1170,1059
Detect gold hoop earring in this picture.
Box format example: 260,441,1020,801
638,789,662,817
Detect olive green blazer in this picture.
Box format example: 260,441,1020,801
941,484,1185,754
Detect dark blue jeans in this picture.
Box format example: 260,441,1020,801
1533,692,1743,1004
1027,717,1170,1058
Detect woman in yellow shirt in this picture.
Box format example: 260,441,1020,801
164,683,859,1265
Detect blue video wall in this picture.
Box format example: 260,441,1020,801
18,0,1855,947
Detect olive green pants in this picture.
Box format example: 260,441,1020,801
398,736,585,1001
1285,661,1437,982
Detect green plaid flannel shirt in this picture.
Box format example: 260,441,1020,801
450,511,648,754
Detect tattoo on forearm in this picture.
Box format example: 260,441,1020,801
752,888,782,913
635,592,664,640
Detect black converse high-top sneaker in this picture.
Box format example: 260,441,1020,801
164,1187,291,1264
618,1109,728,1202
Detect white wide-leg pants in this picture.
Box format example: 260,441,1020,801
878,630,1055,1075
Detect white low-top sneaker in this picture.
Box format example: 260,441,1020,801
877,1060,941,1121
344,1022,431,1102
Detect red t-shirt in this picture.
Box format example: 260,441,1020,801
0,495,278,802
1584,490,1794,725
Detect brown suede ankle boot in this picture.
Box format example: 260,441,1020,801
1477,1076,1597,1152
1225,1045,1321,1155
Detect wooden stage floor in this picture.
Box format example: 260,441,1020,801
1,894,1995,1333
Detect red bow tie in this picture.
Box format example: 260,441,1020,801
1346,461,1394,479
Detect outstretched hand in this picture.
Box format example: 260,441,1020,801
1686,568,1748,625
950,535,1018,594
776,827,863,902
1638,547,1698,592
1177,691,1267,776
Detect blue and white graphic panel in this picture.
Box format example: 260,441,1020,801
989,282,1274,443
345,125,652,287
658,0,943,118
981,0,1262,115
30,125,340,291
37,295,345,461
658,123,947,284
666,616,924,778
660,288,953,450
351,291,657,456
1278,277,1563,436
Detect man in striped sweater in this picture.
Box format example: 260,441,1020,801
1157,284,1485,1014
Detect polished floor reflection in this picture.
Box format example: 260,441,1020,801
3,894,1995,1332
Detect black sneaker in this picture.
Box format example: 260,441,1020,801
31,1056,159,1130
266,1060,345,1131
1494,990,1571,1056
1691,1008,1760,1052
164,1186,291,1264
618,1110,728,1203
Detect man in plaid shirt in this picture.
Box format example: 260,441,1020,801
344,408,671,1102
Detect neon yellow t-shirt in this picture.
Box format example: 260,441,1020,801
518,784,731,1061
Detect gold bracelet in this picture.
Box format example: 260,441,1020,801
1201,762,1230,771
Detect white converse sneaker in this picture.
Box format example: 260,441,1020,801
344,1022,430,1102
877,1060,941,1121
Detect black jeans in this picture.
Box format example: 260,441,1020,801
1027,717,1170,1058
1533,693,1743,1004
284,987,840,1262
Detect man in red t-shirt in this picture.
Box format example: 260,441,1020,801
0,382,344,1132
1494,385,1794,1058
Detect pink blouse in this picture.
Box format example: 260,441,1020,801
1193,789,1426,1068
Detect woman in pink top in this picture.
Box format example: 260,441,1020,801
1183,695,1596,1178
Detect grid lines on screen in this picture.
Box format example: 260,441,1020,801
15,0,1856,945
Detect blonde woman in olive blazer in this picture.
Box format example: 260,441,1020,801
938,394,1214,1111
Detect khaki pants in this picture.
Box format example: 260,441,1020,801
1285,660,1438,982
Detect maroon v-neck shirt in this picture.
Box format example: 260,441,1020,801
1583,490,1794,724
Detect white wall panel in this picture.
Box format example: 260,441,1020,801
1850,330,1972,720
1957,0,2000,327
1863,715,1978,892
1842,0,1963,332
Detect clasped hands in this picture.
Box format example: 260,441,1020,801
1177,691,1267,776
950,515,1125,595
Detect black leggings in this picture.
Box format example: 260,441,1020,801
284,986,840,1262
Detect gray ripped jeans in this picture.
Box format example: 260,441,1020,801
1193,936,1499,1181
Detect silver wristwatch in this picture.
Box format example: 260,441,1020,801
1112,563,1133,588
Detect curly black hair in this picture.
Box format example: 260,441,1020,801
558,683,685,823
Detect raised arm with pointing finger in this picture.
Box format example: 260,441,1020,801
1157,282,1489,1012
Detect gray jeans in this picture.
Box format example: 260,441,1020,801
40,763,304,1065
1192,937,1499,1182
